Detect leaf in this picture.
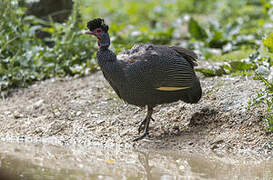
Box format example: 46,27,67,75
43,27,55,34
188,17,208,40
263,32,273,53
208,31,228,48
229,61,255,72
29,25,42,35
195,68,217,77
23,15,48,25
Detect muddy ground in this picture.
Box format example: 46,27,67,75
0,61,272,158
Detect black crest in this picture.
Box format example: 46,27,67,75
87,18,109,32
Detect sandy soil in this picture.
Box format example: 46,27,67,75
0,62,272,158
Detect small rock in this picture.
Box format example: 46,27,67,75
33,99,44,109
120,129,130,136
54,111,61,117
211,139,224,145
13,111,24,119
96,120,105,125
76,111,82,116
173,125,180,130
4,111,11,115
211,144,218,150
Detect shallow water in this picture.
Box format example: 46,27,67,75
0,141,272,180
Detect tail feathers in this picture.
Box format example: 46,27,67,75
181,77,202,104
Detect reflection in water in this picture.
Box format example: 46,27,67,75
138,151,153,180
0,141,272,180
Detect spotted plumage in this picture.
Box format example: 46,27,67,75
84,18,202,141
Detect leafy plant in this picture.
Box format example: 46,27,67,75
0,0,98,91
188,17,208,40
250,73,273,132
195,51,265,77
263,32,273,53
249,33,273,133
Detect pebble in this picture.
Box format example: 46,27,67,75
96,120,105,125
13,111,24,119
120,129,130,136
4,111,11,115
33,99,44,109
76,111,82,116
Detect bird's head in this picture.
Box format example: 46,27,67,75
83,18,110,48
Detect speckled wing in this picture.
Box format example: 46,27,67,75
107,77,121,98
154,53,195,91
122,45,196,91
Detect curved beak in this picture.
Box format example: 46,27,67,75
81,30,95,35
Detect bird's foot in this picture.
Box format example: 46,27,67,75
137,118,147,133
133,130,149,142
133,107,153,142
137,117,155,133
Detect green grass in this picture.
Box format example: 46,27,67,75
210,49,256,62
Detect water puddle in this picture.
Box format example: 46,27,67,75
0,141,272,180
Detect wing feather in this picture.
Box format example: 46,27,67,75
122,45,196,91
169,46,198,67
157,59,194,89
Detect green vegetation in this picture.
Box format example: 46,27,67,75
248,33,273,133
250,73,273,132
0,0,97,91
0,0,272,133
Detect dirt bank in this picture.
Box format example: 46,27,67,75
0,62,272,157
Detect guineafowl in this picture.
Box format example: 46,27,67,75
83,18,202,141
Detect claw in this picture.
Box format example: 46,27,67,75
133,130,148,141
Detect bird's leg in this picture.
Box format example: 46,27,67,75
136,107,155,133
137,117,155,133
133,106,154,141
137,118,147,133
137,107,154,133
